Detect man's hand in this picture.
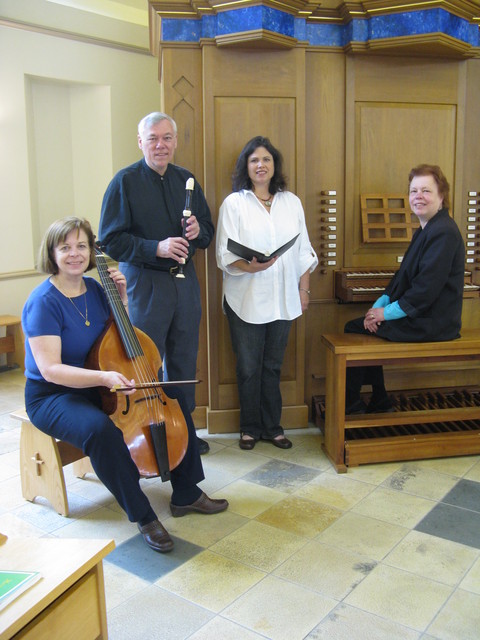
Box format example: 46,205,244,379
183,215,200,240
156,237,189,262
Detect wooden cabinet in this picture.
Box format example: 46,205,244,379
0,538,114,640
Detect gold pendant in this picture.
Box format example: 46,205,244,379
85,320,90,327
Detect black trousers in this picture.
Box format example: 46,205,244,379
121,261,201,414
344,317,387,406
25,379,204,523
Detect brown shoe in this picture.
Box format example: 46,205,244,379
261,435,293,449
170,492,229,518
239,434,256,450
137,519,174,553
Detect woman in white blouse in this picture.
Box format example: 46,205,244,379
216,136,318,450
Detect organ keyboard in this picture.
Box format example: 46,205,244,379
334,268,480,303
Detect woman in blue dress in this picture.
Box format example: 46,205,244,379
22,217,227,552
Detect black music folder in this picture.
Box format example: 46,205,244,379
227,234,299,263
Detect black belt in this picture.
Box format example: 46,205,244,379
142,263,187,274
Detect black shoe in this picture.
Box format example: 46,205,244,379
345,399,367,415
366,397,394,413
197,436,210,455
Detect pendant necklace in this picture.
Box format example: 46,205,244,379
67,293,90,327
255,193,272,207
53,278,90,326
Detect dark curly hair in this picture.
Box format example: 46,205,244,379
408,164,450,210
232,136,287,195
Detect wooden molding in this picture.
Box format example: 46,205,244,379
149,0,480,21
345,32,477,57
215,29,299,48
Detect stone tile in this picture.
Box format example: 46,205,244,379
107,532,204,582
103,562,150,611
345,564,452,631
163,509,247,548
210,520,307,572
316,511,408,560
384,529,478,585
274,540,376,600
50,505,139,545
415,502,480,549
295,472,375,510
222,575,336,640
460,555,480,595
464,458,480,483
352,486,434,528
427,588,480,640
381,464,459,501
211,478,286,518
188,616,266,639
200,446,270,478
413,455,480,478
440,478,480,512
244,459,320,493
256,495,342,538
304,602,420,639
327,460,402,486
157,550,265,612
107,584,213,640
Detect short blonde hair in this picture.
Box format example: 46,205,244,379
36,217,96,275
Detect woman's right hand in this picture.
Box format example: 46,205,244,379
101,371,136,395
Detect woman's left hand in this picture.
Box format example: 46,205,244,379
107,268,128,305
364,307,385,333
299,289,310,312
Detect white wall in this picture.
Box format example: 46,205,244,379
0,0,160,317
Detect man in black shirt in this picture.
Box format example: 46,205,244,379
99,112,214,454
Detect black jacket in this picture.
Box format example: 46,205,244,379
376,208,464,342
99,160,214,269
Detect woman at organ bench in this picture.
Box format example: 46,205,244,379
344,164,465,415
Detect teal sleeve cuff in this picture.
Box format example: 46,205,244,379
383,300,407,321
373,294,390,308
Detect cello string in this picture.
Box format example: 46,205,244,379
95,251,165,426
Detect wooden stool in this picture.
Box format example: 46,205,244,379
0,315,25,371
12,409,94,516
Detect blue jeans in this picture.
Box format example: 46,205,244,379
225,300,292,439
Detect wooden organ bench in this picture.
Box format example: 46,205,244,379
12,409,94,516
321,329,480,473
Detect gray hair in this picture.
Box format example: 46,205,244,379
138,112,177,137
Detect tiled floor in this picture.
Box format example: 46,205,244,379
2,366,480,639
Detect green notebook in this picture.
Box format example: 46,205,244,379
0,570,42,610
